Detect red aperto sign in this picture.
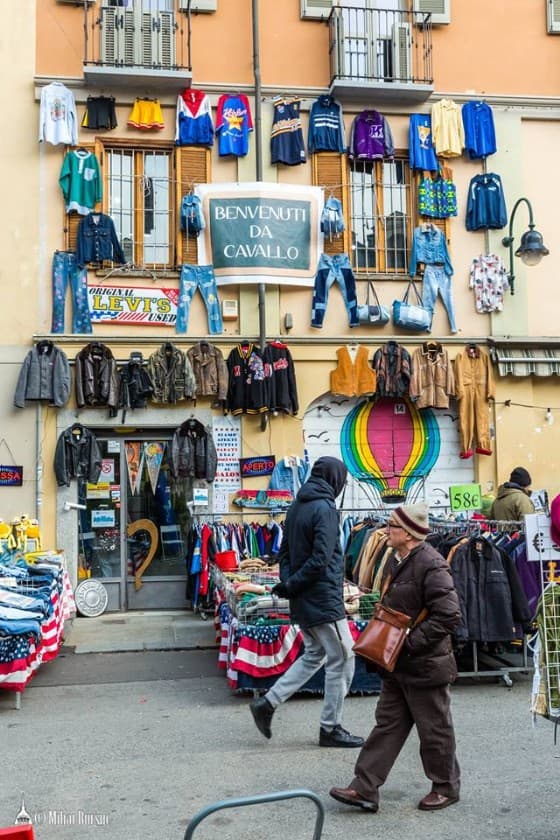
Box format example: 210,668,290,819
0,465,23,486
239,456,276,477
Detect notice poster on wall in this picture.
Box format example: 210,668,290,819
196,182,323,286
212,416,242,514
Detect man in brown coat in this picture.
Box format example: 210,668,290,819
330,503,462,813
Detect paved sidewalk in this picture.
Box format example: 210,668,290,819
65,610,217,654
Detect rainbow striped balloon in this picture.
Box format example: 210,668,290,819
341,397,440,502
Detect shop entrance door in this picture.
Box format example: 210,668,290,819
80,434,190,610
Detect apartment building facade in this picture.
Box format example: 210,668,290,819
1,0,559,609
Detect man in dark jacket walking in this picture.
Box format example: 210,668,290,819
330,503,461,812
249,456,363,748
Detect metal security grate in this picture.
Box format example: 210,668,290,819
350,157,412,274
107,148,174,268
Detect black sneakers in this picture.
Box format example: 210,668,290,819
249,696,274,739
319,725,364,748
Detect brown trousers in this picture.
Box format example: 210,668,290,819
351,674,460,805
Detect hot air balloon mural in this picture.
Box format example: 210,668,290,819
341,397,440,503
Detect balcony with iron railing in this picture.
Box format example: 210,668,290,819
82,1,192,90
328,6,433,103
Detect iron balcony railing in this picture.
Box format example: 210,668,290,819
328,6,433,87
83,2,192,80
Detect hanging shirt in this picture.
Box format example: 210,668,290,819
462,101,497,160
270,98,306,166
469,255,509,313
349,110,394,160
466,173,507,231
307,95,345,153
408,114,439,171
417,167,457,219
175,89,214,146
431,99,464,158
39,82,78,146
215,94,253,157
59,150,102,216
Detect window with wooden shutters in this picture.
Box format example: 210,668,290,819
175,146,211,266
349,155,413,274
311,152,349,256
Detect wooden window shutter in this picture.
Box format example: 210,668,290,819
63,142,100,253
175,146,211,266
312,152,349,256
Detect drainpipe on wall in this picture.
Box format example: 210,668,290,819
36,402,43,528
252,0,266,353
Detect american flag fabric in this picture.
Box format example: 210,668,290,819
214,598,367,691
0,568,75,693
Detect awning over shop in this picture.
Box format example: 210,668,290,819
488,338,560,377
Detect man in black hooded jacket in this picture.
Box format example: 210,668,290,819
249,456,364,748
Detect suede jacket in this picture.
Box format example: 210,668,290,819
381,541,461,686
187,342,228,403
330,345,376,398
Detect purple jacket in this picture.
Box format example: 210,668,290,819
349,110,394,160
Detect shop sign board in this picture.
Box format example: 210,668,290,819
240,456,276,477
0,465,23,486
88,284,179,326
196,182,323,286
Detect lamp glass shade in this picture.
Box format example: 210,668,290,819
515,228,549,266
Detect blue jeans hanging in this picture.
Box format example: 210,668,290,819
51,250,92,334
176,264,223,335
421,265,458,333
311,253,359,328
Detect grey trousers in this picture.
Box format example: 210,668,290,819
265,619,355,729
351,674,460,804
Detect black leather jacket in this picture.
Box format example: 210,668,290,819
54,424,102,487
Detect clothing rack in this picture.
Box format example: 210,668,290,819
342,509,532,687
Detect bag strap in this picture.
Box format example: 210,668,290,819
366,280,381,308
403,279,423,307
380,571,429,629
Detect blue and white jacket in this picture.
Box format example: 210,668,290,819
307,95,346,153
269,456,310,496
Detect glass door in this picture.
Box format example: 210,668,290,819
124,437,191,610
80,435,191,610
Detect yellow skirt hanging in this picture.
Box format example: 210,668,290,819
127,98,164,131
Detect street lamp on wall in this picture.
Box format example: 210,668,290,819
501,197,549,295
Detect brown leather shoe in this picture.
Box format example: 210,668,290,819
329,786,378,812
418,792,459,811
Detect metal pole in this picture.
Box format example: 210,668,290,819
502,196,534,297
35,402,43,528
252,0,266,353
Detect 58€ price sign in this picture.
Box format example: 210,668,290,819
449,483,482,512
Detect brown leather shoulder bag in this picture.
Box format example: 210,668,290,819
352,573,428,672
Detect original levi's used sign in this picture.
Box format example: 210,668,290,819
196,182,323,286
88,285,179,326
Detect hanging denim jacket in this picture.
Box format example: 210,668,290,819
320,196,345,240
180,194,205,236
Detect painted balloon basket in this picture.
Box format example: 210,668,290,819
341,397,440,505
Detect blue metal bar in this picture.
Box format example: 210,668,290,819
184,789,325,840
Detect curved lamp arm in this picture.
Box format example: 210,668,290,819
501,197,535,296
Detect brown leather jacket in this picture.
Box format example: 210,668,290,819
381,541,461,686
187,342,228,402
